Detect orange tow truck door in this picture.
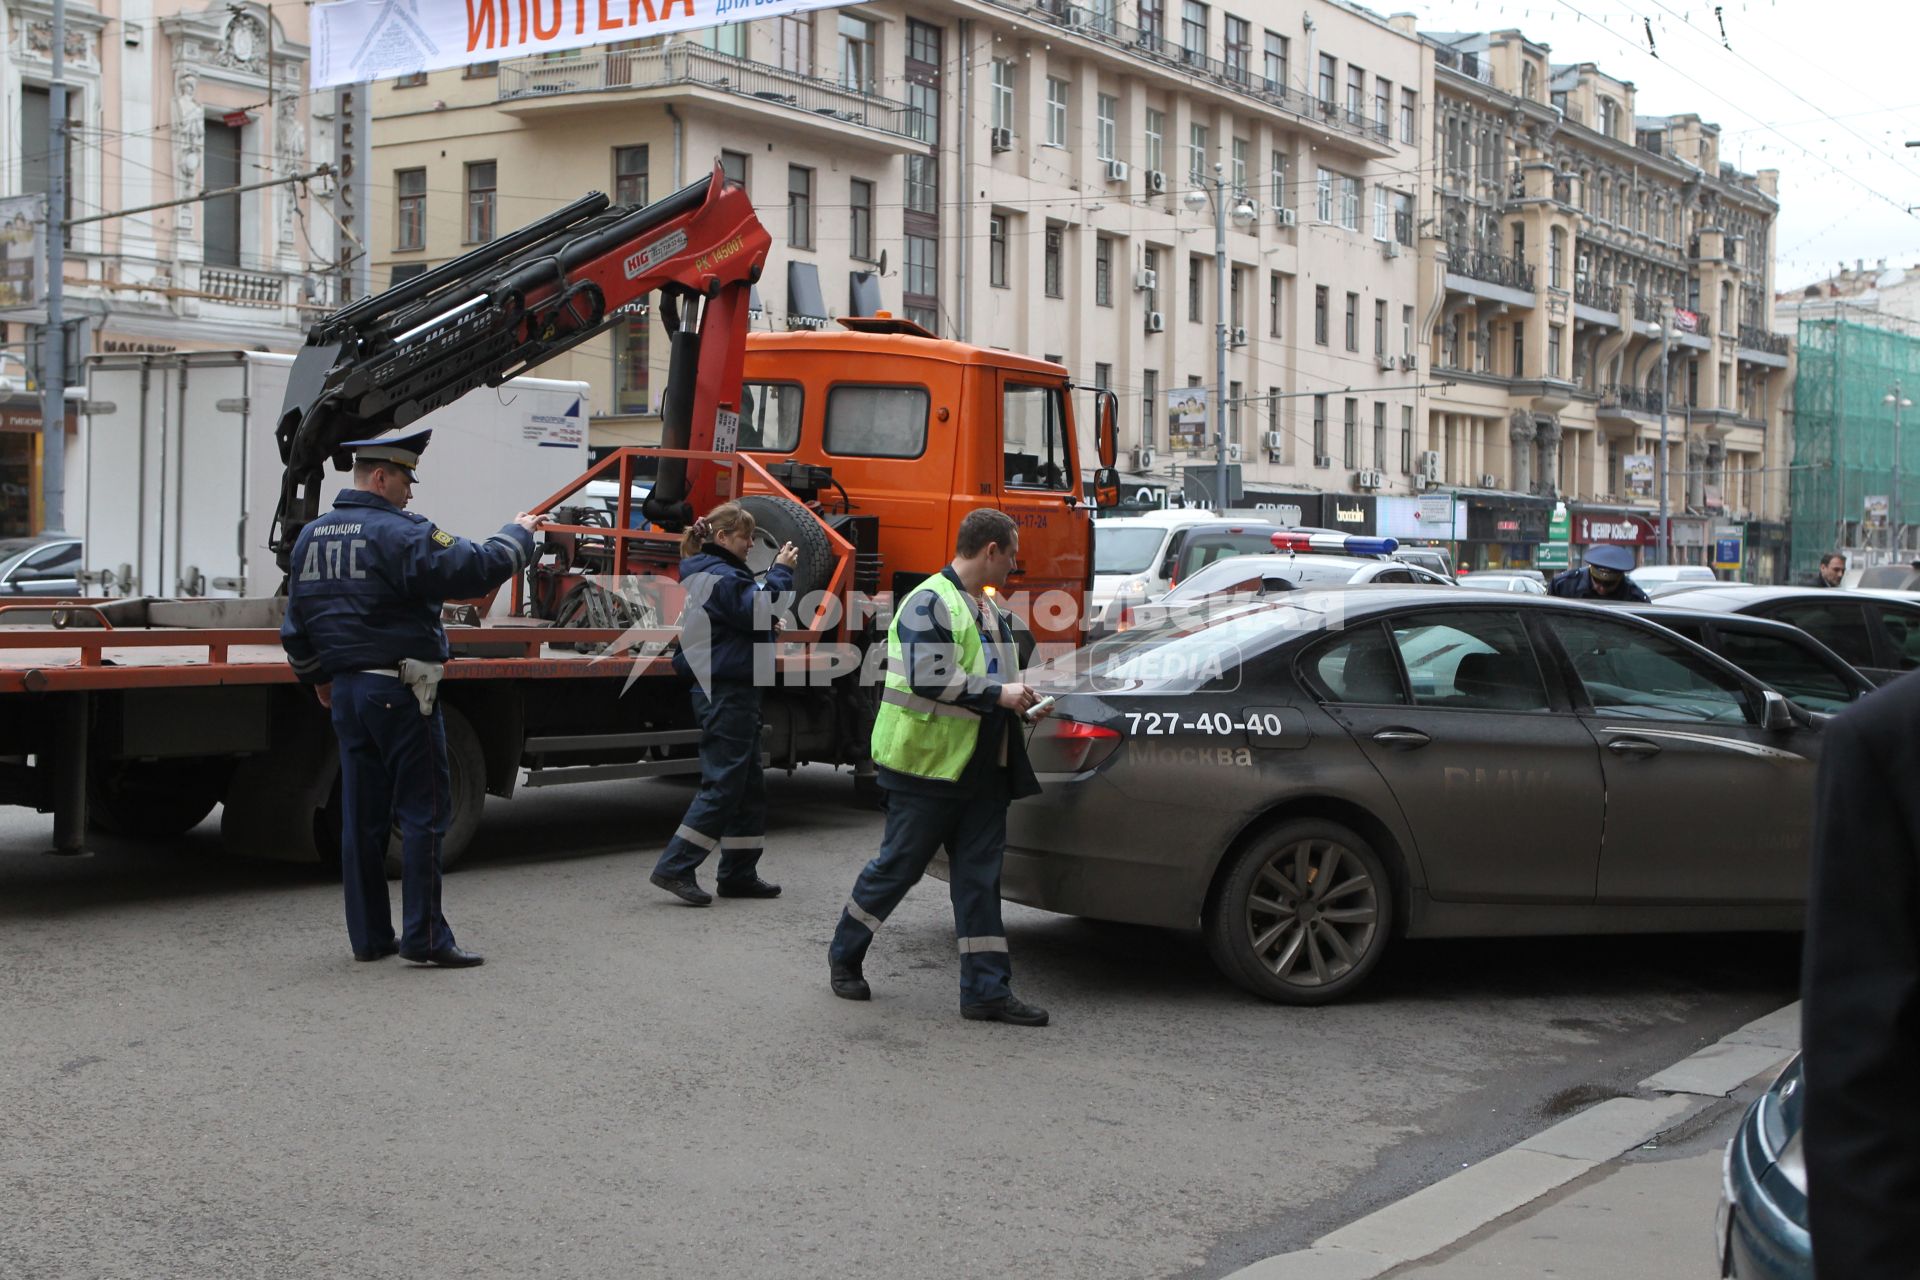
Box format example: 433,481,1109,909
994,371,1089,647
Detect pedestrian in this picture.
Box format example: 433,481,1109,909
281,428,547,967
1546,543,1650,602
827,508,1054,1026
1800,663,1920,1280
1812,551,1845,587
648,502,797,906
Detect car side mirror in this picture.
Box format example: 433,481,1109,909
1761,689,1795,732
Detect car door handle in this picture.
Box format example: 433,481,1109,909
1607,737,1663,758
1371,728,1431,749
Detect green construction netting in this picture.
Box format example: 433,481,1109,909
1790,318,1920,579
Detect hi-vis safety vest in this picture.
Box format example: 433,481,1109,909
870,574,1019,783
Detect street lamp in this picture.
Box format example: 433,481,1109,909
1185,162,1256,512
1886,381,1911,557
1652,313,1674,566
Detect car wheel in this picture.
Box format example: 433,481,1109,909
1204,818,1392,1005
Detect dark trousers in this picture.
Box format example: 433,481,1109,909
829,787,1013,1006
330,671,454,956
653,681,768,884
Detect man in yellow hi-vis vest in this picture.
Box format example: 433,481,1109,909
828,509,1055,1025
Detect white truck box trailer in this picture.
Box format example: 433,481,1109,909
75,350,590,597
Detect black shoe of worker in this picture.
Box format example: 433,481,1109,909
353,939,400,962
830,961,871,1001
399,945,485,968
961,994,1050,1027
650,872,713,907
717,875,782,899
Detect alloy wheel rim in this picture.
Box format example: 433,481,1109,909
1245,838,1380,987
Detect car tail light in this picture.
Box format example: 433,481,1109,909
1027,717,1123,774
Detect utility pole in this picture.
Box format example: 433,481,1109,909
40,0,68,532
1213,161,1229,514
1655,309,1672,566
1888,380,1911,558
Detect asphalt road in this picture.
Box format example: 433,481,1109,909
0,768,1798,1279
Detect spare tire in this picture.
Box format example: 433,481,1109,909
738,494,835,600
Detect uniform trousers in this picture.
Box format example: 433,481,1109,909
330,670,456,956
653,681,769,884
829,782,1014,1006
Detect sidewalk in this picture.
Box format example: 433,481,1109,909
1229,1003,1800,1280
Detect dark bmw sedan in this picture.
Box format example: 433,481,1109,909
1009,587,1821,1004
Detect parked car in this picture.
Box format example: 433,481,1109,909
0,537,83,597
1646,579,1741,599
1393,545,1455,578
1459,571,1548,595
1101,541,1447,633
1632,564,1719,590
1092,511,1286,626
1625,605,1875,715
1718,1053,1808,1278
1852,562,1920,592
1654,585,1920,686
1004,587,1818,1003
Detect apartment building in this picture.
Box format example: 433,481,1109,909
1421,29,1792,577
366,0,1428,523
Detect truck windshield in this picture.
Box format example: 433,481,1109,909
1004,383,1073,490
1095,527,1168,575
741,382,803,451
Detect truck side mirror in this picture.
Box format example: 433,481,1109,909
1093,466,1120,509
1095,390,1119,470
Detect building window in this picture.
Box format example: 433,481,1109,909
1094,362,1112,392
1143,369,1159,448
1340,176,1360,230
1144,108,1164,175
1402,305,1414,356
697,23,745,56
614,145,649,206
1188,255,1204,323
1315,167,1333,222
721,150,748,187
1044,226,1064,298
1230,380,1243,444
395,168,425,250
1548,324,1563,378
1400,89,1416,144
1097,94,1118,160
1373,402,1387,469
1046,78,1069,147
988,216,1009,287
907,82,940,146
1188,123,1210,184
1372,184,1390,240
1401,405,1414,473
1140,0,1165,49
613,310,650,415
906,17,939,64
1549,228,1565,289
1343,398,1358,467
1345,292,1359,352
395,71,427,88
1511,325,1525,376
1374,298,1387,355
778,11,815,74
464,161,496,243
1392,190,1413,245
1268,272,1284,337
1346,66,1364,117
1231,138,1249,197
1230,266,1245,329
1270,149,1289,212
1512,221,1526,266
905,232,937,296
1143,245,1161,313
1223,15,1250,83
840,14,876,93
1181,0,1209,66
991,59,1014,134
1374,78,1391,132
1263,31,1288,92
787,166,813,250
850,178,874,261
1312,395,1328,462
1318,53,1336,105
463,62,498,79
1314,285,1329,345
905,155,937,215
1095,237,1114,307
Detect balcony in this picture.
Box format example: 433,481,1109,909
198,266,285,308
1600,384,1666,416
1432,45,1495,85
497,46,918,143
1737,323,1791,361
990,0,1392,148
1573,277,1617,313
1448,246,1536,293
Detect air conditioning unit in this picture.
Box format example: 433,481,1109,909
1420,450,1442,482
1377,352,1397,371
1106,158,1130,183
1064,5,1088,24
1231,325,1249,347
1147,169,1168,194
1132,445,1156,469
1355,469,1383,490
1479,473,1498,488
1133,268,1158,292
1398,354,1417,371
1145,311,1166,333
1382,239,1402,259
1274,207,1298,228
1263,431,1285,452
1313,453,1333,468
990,127,1013,153
1225,443,1242,463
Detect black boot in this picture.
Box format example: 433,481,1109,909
830,960,871,1001
650,872,713,907
716,875,782,899
961,994,1050,1026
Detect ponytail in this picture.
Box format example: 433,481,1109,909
681,501,756,556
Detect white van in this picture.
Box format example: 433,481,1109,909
1630,564,1719,589
1091,510,1276,624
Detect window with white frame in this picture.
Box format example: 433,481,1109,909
1270,149,1289,211
1340,176,1360,230
1315,167,1334,221
839,14,876,92
991,59,1014,133
1231,137,1248,197
1046,77,1069,147
1097,94,1118,160
1372,184,1389,240
1188,122,1210,183
988,215,1008,288
1145,108,1164,174
1263,31,1288,92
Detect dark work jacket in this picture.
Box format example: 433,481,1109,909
879,567,1042,801
1802,672,1920,1280
1546,567,1650,603
671,545,794,686
281,489,533,682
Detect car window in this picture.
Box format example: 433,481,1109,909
1766,601,1875,669
1003,383,1073,490
1302,622,1408,706
1371,568,1415,584
18,542,79,576
824,385,929,458
1547,615,1756,725
1076,599,1324,693
1095,527,1170,575
1715,629,1859,714
739,381,802,451
1388,611,1550,711
1872,605,1920,671
1174,532,1281,583
1651,617,1709,645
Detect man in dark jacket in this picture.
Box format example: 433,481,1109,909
1802,667,1920,1279
1813,552,1845,587
1546,543,1650,602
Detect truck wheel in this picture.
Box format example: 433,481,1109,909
89,758,222,840
382,706,488,879
738,495,834,599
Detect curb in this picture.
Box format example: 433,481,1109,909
1225,1002,1801,1280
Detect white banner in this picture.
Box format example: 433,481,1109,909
310,0,868,89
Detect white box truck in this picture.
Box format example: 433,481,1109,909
75,350,592,597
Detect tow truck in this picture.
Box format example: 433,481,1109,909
0,166,1121,865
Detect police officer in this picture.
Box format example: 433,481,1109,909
828,508,1054,1026
281,428,547,967
649,501,797,906
1546,543,1650,602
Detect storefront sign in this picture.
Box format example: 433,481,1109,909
1379,495,1465,540
1317,493,1377,533
1418,495,1453,525
1571,512,1655,545
1466,498,1550,543
1714,535,1743,571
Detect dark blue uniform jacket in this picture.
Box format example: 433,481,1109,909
280,489,534,682
1546,567,1650,603
671,546,795,685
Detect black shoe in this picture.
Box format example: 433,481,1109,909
829,961,871,1001
717,875,782,899
399,945,485,968
353,939,400,962
961,994,1050,1026
650,872,713,907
